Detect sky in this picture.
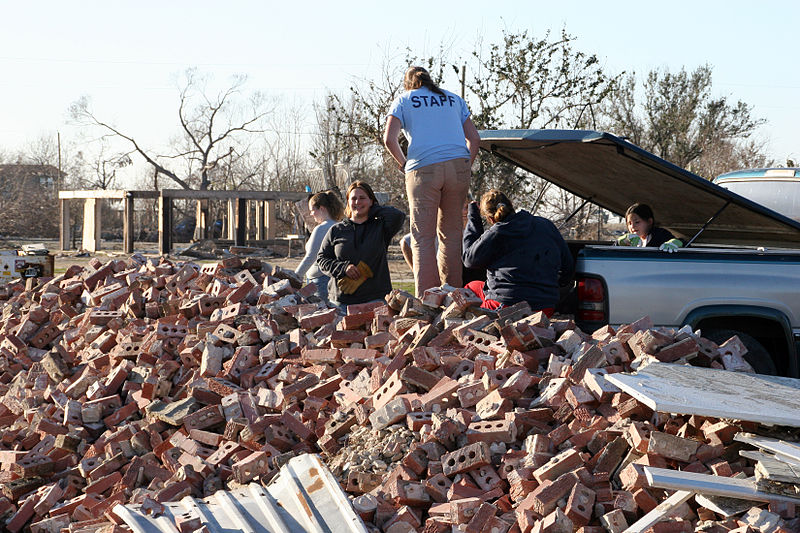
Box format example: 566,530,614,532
1,1,798,185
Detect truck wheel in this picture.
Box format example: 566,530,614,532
702,329,777,375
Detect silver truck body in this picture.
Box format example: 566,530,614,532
577,246,800,328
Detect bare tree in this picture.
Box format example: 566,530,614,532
469,28,618,131
72,141,133,190
70,69,271,190
70,69,275,238
0,135,70,238
71,69,272,191
261,103,311,192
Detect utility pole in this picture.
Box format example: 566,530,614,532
460,64,466,99
57,132,62,191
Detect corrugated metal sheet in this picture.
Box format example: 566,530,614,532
113,454,369,533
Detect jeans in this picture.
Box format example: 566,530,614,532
405,158,470,296
308,275,330,302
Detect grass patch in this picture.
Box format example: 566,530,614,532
392,281,415,293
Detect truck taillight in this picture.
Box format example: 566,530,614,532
577,277,606,322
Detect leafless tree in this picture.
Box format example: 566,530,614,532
71,69,276,238
70,69,273,192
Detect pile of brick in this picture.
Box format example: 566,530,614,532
0,255,796,533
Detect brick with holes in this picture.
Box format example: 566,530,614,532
370,397,411,431
442,442,491,477
533,448,583,484
419,376,460,412
475,390,513,421
231,450,272,483
466,419,518,444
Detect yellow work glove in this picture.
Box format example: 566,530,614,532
337,261,374,295
337,277,358,294
355,261,373,279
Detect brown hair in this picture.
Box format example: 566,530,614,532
403,66,445,96
309,190,344,221
345,180,379,219
480,189,515,223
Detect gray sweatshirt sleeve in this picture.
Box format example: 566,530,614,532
294,222,332,278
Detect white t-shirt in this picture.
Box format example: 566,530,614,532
387,87,471,171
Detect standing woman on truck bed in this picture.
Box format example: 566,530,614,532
617,203,683,251
383,65,480,297
462,189,574,315
316,181,405,311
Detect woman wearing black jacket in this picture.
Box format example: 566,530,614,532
462,189,574,314
317,181,405,309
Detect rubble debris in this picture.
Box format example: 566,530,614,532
735,433,800,499
0,255,798,532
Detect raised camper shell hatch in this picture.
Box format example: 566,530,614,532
479,129,800,248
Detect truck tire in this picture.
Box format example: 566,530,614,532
702,329,777,375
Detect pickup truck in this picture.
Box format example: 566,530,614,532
479,129,800,377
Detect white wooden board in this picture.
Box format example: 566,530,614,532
735,433,800,465
604,363,800,426
643,466,800,503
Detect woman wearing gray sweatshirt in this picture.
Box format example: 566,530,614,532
294,190,344,302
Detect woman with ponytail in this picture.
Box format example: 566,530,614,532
462,190,574,314
383,65,480,297
294,190,344,302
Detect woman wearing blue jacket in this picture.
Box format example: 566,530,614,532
462,189,574,315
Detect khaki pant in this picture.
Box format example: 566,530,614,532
405,158,470,296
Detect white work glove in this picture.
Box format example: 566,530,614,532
616,233,642,247
659,238,683,253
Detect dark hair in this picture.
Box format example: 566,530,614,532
625,203,655,224
345,180,379,219
309,190,344,221
480,189,515,222
403,66,445,96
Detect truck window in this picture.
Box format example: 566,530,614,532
714,172,800,223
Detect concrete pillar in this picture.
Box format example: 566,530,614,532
255,201,265,240
82,198,102,252
194,199,209,240
123,194,134,254
226,199,236,241
159,196,173,256
59,198,71,251
266,200,277,240
235,198,247,246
